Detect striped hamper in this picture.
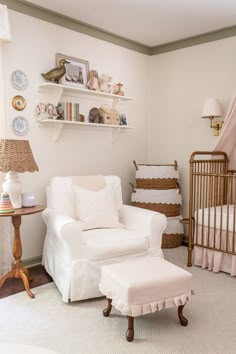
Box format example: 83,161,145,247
131,161,184,248
134,160,179,190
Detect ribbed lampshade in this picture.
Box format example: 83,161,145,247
0,5,11,43
201,98,222,118
0,139,39,173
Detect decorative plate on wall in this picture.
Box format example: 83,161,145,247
12,116,29,136
11,70,28,90
12,95,26,111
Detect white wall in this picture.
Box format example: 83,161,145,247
3,10,236,259
149,37,236,220
2,10,150,260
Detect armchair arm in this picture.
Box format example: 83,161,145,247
42,208,85,260
119,204,167,249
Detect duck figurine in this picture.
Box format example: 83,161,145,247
41,59,70,83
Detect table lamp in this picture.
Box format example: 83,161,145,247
0,139,39,208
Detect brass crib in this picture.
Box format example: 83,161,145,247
187,151,236,267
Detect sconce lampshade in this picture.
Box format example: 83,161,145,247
0,5,11,43
201,98,222,118
0,139,38,209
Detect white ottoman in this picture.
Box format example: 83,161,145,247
99,257,192,342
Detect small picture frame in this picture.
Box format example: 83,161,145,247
12,95,26,111
119,112,128,126
56,53,89,89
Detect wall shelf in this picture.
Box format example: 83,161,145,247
38,119,134,142
37,82,134,108
37,82,134,142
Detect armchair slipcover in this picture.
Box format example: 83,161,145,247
42,176,167,302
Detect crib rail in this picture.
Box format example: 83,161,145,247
187,151,236,266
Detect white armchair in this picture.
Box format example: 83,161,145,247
42,176,167,302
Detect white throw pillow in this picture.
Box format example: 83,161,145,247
73,184,123,230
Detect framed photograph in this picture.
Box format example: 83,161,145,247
119,112,128,126
56,53,89,88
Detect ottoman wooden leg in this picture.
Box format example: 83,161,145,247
103,298,112,317
126,316,134,342
178,304,188,326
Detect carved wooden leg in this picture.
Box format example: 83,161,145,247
126,316,134,342
0,269,14,288
103,298,112,317
22,266,33,282
178,304,188,326
19,270,35,299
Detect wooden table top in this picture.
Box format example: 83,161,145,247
0,205,45,217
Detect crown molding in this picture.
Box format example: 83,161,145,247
151,25,236,55
1,0,151,55
1,0,236,56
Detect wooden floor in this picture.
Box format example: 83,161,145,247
0,265,53,299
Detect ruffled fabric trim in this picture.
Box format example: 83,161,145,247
99,284,192,317
194,246,236,276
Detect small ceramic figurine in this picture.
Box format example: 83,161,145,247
115,82,125,96
46,103,58,120
87,70,100,91
35,103,49,121
89,107,104,124
41,58,69,83
79,114,85,122
99,73,113,93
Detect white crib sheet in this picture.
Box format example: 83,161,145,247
196,204,236,232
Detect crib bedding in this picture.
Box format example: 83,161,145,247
194,245,236,276
195,204,236,232
194,205,236,276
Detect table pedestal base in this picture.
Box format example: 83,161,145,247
0,260,34,298
0,206,45,299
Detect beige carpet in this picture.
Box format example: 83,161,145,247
0,247,236,354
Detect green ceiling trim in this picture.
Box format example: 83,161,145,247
151,25,236,55
1,0,151,55
1,0,236,56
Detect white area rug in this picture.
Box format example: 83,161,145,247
0,247,236,354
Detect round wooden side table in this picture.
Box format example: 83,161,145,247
0,205,45,299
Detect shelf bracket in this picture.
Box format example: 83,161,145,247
111,127,120,144
111,97,120,110
53,122,63,141
37,85,63,106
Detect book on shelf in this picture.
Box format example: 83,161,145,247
56,102,80,121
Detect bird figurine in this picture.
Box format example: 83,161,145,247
41,59,70,83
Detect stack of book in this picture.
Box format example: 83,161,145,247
56,102,80,121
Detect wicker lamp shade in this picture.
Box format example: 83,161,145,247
0,139,39,173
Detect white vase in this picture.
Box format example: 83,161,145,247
2,171,22,209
